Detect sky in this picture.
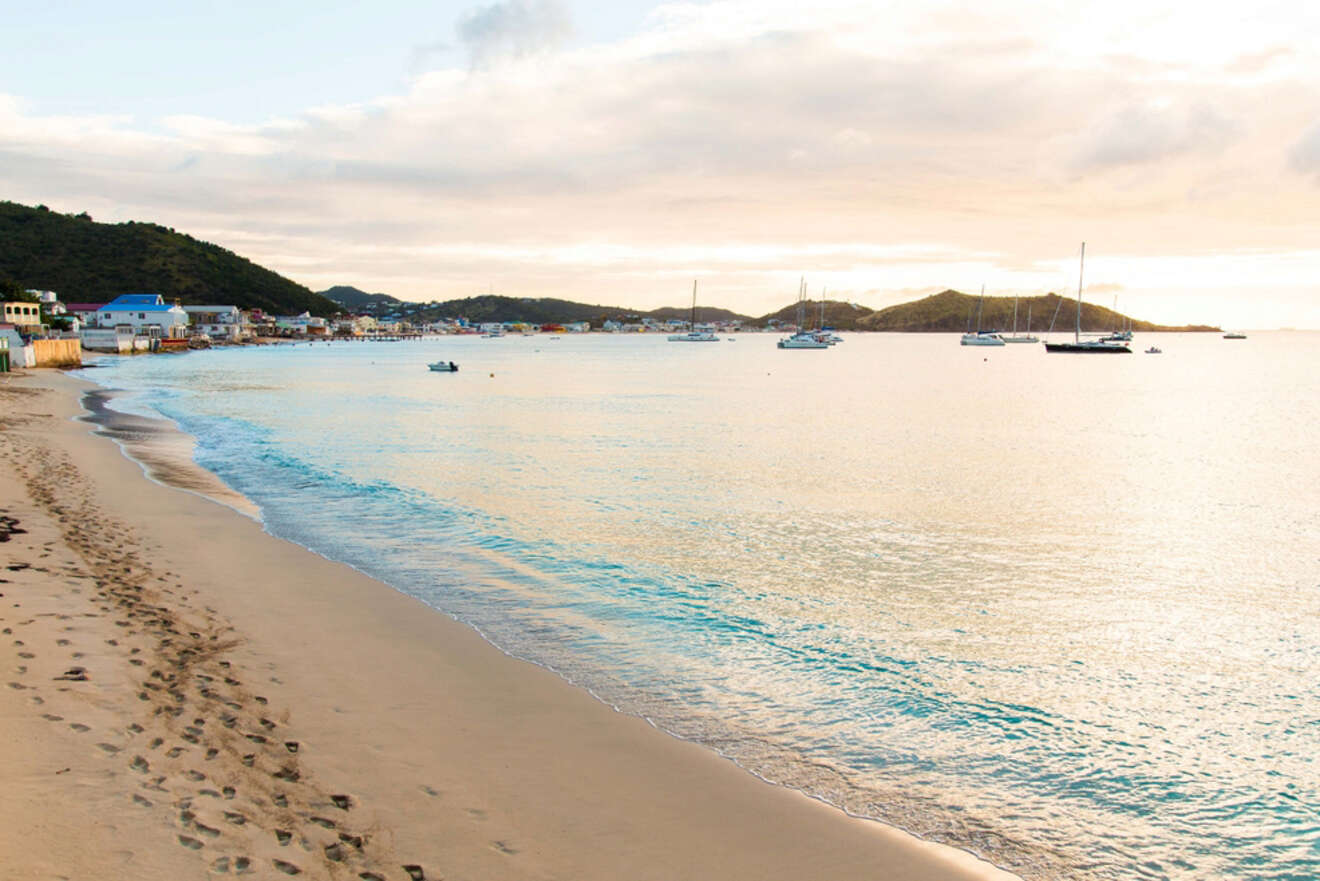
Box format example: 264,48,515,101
4,0,1320,328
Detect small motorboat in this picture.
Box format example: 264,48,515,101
1144,346,1162,354
428,361,459,372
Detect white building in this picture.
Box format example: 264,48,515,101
182,305,246,342
95,294,189,337
274,312,329,335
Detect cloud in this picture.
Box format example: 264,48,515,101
4,1,1320,326
1069,102,1242,171
456,0,571,68
1288,121,1320,178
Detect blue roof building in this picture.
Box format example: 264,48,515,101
96,294,189,336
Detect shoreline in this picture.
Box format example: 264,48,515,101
1,368,1022,881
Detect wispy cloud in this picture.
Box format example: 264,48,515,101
457,0,572,68
1069,102,1242,171
1287,120,1320,178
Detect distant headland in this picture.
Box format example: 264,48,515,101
1,201,1216,332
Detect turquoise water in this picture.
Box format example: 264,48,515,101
79,333,1320,880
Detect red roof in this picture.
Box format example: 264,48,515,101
65,303,106,312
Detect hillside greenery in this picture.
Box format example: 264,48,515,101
854,290,1219,333
317,285,402,312
321,283,1217,332
320,287,755,326
0,201,341,316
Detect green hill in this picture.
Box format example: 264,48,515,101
318,285,403,312
756,299,873,330
323,292,755,326
411,295,623,325
0,201,340,316
855,290,1217,333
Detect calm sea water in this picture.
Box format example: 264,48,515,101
79,332,1320,880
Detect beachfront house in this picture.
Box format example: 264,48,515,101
1,301,44,331
66,303,105,328
274,312,329,336
183,305,246,342
95,294,189,337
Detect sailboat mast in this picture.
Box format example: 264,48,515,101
1075,242,1085,343
976,284,985,332
690,279,697,331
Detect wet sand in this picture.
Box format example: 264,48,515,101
0,368,1020,881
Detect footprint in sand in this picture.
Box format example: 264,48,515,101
177,834,203,850
272,765,299,782
272,858,302,875
69,722,90,733
402,865,427,881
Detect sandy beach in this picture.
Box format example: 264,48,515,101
0,368,1020,881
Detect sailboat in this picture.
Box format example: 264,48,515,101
668,280,719,341
960,285,1005,346
1100,295,1133,342
1002,295,1038,343
779,278,829,349
1044,243,1131,353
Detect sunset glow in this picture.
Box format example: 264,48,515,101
5,0,1319,327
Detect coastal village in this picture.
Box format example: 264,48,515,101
0,289,754,371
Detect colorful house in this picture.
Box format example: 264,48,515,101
95,294,189,337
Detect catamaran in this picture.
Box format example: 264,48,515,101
961,285,1005,346
778,278,830,349
669,280,720,342
1002,295,1038,343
